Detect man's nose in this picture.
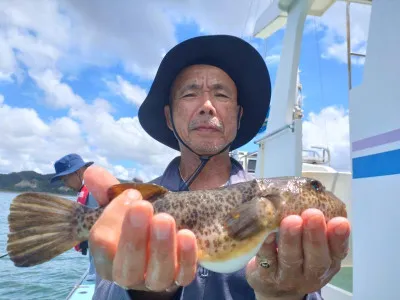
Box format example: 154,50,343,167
198,95,216,116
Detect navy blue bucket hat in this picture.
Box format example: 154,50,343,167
50,153,93,183
138,34,272,151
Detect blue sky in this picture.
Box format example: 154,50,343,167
0,0,371,180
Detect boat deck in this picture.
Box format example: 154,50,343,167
66,270,96,300
330,266,353,293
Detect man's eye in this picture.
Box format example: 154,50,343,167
216,93,229,98
183,93,196,98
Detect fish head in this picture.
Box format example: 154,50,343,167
256,177,347,220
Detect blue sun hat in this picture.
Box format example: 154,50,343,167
50,153,93,183
138,34,272,151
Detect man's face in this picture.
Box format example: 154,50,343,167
165,64,242,155
60,172,82,191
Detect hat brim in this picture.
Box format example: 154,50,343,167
138,35,271,151
50,161,94,183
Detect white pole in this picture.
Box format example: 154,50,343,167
256,0,313,178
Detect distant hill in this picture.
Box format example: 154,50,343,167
0,170,129,196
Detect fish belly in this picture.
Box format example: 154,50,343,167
198,230,277,273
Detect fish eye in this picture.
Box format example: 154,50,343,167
310,180,322,191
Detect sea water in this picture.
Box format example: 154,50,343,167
0,191,88,300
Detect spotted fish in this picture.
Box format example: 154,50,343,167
6,177,347,273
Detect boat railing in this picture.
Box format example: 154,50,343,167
253,122,295,145
65,268,89,300
302,146,331,165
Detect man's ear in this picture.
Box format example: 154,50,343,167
164,105,173,131
237,106,243,129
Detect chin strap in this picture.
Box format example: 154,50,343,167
169,107,241,191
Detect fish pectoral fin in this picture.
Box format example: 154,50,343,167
107,182,169,202
223,197,264,241
223,196,278,241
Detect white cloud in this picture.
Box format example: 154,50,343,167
0,0,371,83
0,96,88,174
0,103,49,144
0,92,178,182
0,0,71,48
8,28,62,72
111,165,148,183
306,2,371,65
302,106,350,171
0,0,70,82
265,54,280,65
68,98,178,167
106,75,148,107
60,0,179,79
0,0,276,83
0,35,18,82
0,0,177,82
166,0,268,36
49,117,82,140
29,69,85,109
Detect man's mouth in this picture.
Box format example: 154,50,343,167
193,125,221,132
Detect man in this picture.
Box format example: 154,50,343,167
51,153,98,280
132,177,144,183
84,35,350,300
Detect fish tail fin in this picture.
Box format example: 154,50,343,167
7,192,84,267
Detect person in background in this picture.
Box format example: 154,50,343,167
50,153,98,280
132,177,144,183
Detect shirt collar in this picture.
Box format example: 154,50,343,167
156,156,251,191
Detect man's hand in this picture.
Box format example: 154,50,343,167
246,209,350,300
83,165,198,292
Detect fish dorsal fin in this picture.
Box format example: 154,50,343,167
107,182,169,202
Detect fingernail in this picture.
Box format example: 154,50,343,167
306,215,323,229
265,233,276,244
165,282,179,292
130,210,148,228
124,189,140,205
179,239,194,251
128,189,140,199
175,275,184,288
289,225,301,236
154,222,171,240
334,223,349,236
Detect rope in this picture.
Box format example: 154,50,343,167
312,16,329,150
